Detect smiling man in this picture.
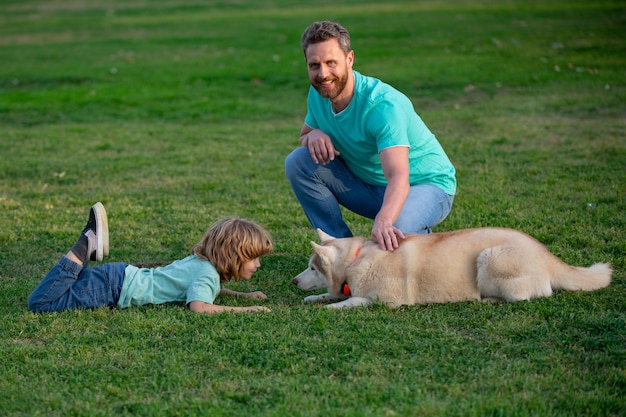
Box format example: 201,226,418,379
285,21,457,251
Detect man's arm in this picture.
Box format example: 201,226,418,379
371,146,409,251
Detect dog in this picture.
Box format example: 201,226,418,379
292,228,612,309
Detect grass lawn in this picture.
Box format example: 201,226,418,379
0,0,624,416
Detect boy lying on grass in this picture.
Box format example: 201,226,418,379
28,203,272,314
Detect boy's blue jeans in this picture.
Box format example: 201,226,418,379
285,147,454,238
28,256,127,312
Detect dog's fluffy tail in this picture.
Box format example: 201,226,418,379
552,262,612,292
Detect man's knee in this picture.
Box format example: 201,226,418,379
394,185,453,233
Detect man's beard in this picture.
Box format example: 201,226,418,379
312,71,349,101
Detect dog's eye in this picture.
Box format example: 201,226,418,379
310,266,316,271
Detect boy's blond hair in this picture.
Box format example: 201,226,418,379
191,217,273,282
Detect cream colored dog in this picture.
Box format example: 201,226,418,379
292,228,612,309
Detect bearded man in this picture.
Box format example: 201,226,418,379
285,21,457,251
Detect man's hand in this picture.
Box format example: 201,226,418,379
302,128,340,165
371,219,405,251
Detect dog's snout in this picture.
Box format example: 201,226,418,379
292,278,299,285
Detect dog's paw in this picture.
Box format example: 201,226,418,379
303,294,327,304
325,297,371,309
325,302,345,309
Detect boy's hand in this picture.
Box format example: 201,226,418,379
245,291,267,300
246,306,271,312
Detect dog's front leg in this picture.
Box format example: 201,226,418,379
303,293,346,304
326,297,371,309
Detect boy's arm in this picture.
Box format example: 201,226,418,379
219,288,267,299
188,300,269,314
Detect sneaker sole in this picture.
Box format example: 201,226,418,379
92,202,109,261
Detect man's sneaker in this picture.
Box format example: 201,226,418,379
72,202,109,263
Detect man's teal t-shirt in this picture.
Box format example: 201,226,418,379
305,70,456,195
118,255,220,308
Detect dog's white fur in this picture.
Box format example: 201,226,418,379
292,228,612,309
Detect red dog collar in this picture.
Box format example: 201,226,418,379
340,246,360,297
339,247,361,297
341,282,351,297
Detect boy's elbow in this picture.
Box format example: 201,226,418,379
188,301,202,313
189,300,217,314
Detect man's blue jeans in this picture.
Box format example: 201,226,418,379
285,147,454,237
28,256,127,312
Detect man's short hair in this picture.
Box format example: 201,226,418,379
301,21,351,55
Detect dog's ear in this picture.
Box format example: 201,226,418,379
311,241,337,267
316,228,335,242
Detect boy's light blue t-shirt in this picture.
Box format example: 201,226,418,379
118,255,220,308
305,70,456,195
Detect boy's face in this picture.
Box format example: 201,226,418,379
239,258,261,280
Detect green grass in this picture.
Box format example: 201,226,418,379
0,0,624,416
